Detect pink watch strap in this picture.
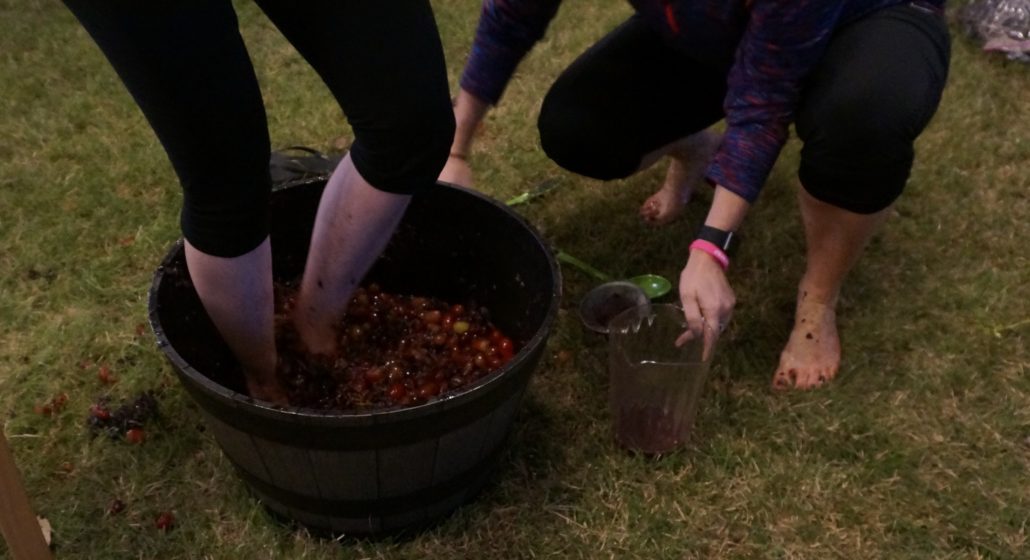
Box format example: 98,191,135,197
689,239,730,271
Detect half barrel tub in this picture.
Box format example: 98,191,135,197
147,180,561,535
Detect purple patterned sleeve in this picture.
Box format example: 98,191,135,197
459,0,563,105
706,0,847,202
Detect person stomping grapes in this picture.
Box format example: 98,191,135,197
443,0,949,390
63,1,455,404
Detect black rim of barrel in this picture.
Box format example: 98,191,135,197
146,180,562,433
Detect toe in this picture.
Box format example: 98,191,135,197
826,364,839,381
640,199,659,220
794,368,823,389
812,366,840,388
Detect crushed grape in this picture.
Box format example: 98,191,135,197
274,283,516,411
87,391,160,440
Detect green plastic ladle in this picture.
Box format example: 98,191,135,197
555,250,672,300
505,178,561,207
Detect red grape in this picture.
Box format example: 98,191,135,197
125,428,145,444
273,285,517,411
155,511,175,531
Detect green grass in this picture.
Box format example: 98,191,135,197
2,1,1028,558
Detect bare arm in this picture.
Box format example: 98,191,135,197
440,0,564,187
677,186,750,352
439,89,491,187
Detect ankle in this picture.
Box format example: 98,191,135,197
242,352,278,384
796,283,839,309
292,317,338,356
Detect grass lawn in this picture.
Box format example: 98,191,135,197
2,1,1028,558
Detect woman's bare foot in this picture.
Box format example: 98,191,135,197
246,377,289,405
243,362,290,406
639,158,697,225
438,154,473,188
772,290,841,391
291,309,339,357
639,130,721,226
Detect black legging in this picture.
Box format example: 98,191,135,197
63,0,455,257
538,3,950,214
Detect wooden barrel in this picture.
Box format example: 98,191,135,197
148,180,561,535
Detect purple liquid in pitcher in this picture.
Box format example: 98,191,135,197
614,402,689,454
610,359,705,455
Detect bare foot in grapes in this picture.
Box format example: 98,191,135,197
245,369,290,406
771,289,841,391
640,130,721,226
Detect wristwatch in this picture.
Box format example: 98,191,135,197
695,224,736,255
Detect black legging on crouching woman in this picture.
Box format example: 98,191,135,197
64,0,455,257
537,3,951,214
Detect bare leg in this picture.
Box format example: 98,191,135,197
293,154,411,355
639,129,721,226
772,188,891,391
184,238,287,404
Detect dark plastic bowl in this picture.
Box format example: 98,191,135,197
148,180,561,535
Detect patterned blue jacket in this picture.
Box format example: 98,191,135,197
460,0,945,202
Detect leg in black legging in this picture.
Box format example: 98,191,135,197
536,15,726,222
254,0,455,354
62,0,456,395
62,0,283,400
255,0,454,196
62,0,272,257
774,3,950,391
796,3,950,214
538,16,726,180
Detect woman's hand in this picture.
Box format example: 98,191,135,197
675,185,749,354
676,248,735,356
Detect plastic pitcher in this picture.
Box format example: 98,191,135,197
608,303,713,454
